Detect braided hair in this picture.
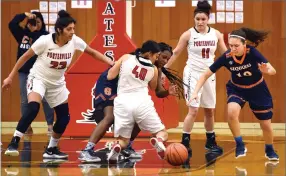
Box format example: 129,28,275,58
158,42,189,99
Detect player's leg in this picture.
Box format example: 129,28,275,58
43,85,70,159
121,123,142,159
226,82,247,159
5,77,44,156
18,72,33,134
249,82,278,161
201,73,223,153
108,96,134,161
79,105,113,162
42,97,54,134
181,66,201,156
135,97,167,160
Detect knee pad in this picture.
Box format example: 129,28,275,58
53,103,70,134
16,102,40,133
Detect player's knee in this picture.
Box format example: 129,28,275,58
17,102,40,132
21,101,40,122
204,108,214,118
187,107,198,118
53,103,70,134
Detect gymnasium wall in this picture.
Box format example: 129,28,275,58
1,0,285,123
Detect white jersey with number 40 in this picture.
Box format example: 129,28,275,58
186,27,218,72
30,33,87,86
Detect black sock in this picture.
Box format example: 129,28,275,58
11,136,21,144
206,132,215,141
181,133,190,148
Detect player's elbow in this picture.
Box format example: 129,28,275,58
269,69,276,75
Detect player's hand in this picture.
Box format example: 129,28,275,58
188,93,199,105
168,84,179,96
2,77,12,90
258,62,268,73
161,73,166,85
25,12,36,19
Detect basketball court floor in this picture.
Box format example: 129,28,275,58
1,132,284,176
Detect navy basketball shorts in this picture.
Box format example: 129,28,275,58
226,80,273,120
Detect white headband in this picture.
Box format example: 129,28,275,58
229,34,246,40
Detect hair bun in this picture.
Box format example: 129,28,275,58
58,10,71,18
197,0,211,11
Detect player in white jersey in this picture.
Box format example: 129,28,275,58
2,10,114,159
106,40,168,161
164,0,227,156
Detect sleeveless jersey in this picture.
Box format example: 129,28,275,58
117,55,155,95
186,27,218,71
30,33,87,86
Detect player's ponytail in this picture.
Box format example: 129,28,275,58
229,27,269,47
55,10,76,35
161,67,188,99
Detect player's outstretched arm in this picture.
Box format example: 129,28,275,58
2,48,35,89
84,46,114,66
189,68,213,104
164,31,190,68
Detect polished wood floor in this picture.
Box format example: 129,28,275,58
1,133,285,176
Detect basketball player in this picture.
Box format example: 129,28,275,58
79,42,180,162
189,27,279,161
106,40,168,161
164,0,227,155
2,10,114,158
9,11,54,134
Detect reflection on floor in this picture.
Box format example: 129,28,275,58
1,134,284,176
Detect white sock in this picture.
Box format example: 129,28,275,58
14,130,24,138
48,136,59,148
206,131,214,134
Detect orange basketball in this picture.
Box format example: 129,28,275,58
165,143,189,166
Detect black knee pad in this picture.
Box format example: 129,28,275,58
16,102,40,133
53,103,70,134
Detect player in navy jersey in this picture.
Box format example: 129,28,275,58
79,42,182,162
189,27,279,161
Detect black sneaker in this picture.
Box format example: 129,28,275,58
205,140,223,154
5,141,19,156
121,147,142,159
43,147,68,159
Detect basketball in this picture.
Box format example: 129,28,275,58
165,143,189,166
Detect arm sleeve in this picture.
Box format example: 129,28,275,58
8,13,26,43
209,54,226,73
251,47,269,63
73,35,87,52
31,35,46,55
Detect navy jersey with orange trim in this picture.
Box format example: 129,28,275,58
209,45,268,86
93,68,118,106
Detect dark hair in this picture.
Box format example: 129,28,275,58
131,40,161,60
158,42,173,55
229,27,269,47
161,67,188,99
156,42,187,99
55,10,76,35
194,0,211,17
32,11,47,32
27,19,36,26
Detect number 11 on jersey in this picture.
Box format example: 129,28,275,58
202,48,210,59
